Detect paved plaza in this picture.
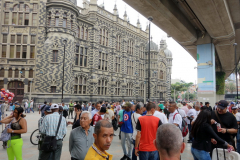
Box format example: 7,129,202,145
0,111,194,160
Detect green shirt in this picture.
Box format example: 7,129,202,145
119,109,124,122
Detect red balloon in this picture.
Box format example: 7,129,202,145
9,92,15,98
4,93,9,98
8,97,13,102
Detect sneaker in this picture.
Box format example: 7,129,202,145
120,155,127,160
126,156,131,160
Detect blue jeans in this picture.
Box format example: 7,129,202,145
121,132,132,158
237,129,240,154
139,151,159,160
191,147,211,160
132,140,137,160
29,108,34,113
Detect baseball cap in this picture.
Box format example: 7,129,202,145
217,100,228,110
44,106,52,113
100,107,107,113
158,104,164,110
50,103,59,109
232,106,237,110
230,102,235,105
123,102,132,107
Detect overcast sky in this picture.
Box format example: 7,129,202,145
77,0,198,84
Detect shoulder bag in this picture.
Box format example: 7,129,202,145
40,114,62,152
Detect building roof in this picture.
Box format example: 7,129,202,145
164,48,172,58
146,40,158,51
68,0,77,5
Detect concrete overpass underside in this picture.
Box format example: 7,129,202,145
123,0,240,78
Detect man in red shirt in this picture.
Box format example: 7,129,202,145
92,107,106,126
135,102,162,160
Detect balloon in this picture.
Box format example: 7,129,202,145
4,93,9,98
9,92,15,98
8,97,13,102
0,92,4,99
1,88,5,92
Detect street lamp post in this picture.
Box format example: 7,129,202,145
62,39,67,102
234,43,238,100
148,16,153,102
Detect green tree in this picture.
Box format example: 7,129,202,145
171,81,194,100
225,82,236,93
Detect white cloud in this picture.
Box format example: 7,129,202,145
77,0,197,83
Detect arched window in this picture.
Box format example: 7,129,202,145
29,69,33,78
160,70,163,79
85,29,88,40
25,4,29,12
99,28,108,46
126,83,133,96
13,4,18,11
127,40,134,55
116,35,121,51
0,68,4,77
81,27,84,39
98,79,107,95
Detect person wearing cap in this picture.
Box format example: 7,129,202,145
186,103,196,143
92,107,107,127
38,106,52,159
39,101,47,117
205,102,212,112
211,100,238,151
232,106,238,117
176,103,187,119
39,103,67,160
153,104,168,124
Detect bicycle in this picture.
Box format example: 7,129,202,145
30,129,66,145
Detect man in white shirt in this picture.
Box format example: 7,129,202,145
176,103,186,119
168,102,182,129
131,103,143,160
87,102,92,112
153,104,168,124
29,100,34,113
186,103,196,143
24,100,28,113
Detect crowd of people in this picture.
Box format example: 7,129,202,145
0,99,240,160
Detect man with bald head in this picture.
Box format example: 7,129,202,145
155,123,185,160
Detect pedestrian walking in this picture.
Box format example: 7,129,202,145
135,102,162,160
39,101,47,117
84,120,114,160
0,107,27,160
92,107,106,127
62,103,68,118
69,101,74,119
29,100,34,113
153,104,168,124
67,104,82,129
39,104,67,160
69,111,94,160
24,100,28,113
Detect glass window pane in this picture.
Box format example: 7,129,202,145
80,47,83,54
22,46,27,58
84,56,87,67
4,12,9,24
31,35,36,44
2,45,6,58
16,46,21,58
30,46,35,58
20,3,24,11
24,13,29,25
75,54,79,65
11,35,15,43
10,46,14,58
33,4,38,12
85,48,87,55
63,18,66,28
80,55,83,66
33,14,37,26
2,35,7,43
19,13,23,25
12,13,17,25
23,35,27,44
17,35,21,43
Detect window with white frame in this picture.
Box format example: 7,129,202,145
126,83,133,96
98,79,107,95
127,60,134,75
127,40,134,55
99,28,108,46
55,11,59,26
74,76,87,95
115,82,120,96
98,52,108,71
115,56,120,73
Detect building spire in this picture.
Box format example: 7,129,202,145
113,0,118,15
137,15,141,28
124,6,127,21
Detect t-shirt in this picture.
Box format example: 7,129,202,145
153,111,168,124
121,111,133,133
211,111,238,144
92,113,102,126
236,112,240,129
181,106,189,115
116,105,121,115
131,112,141,140
118,110,124,122
186,108,197,124
169,110,182,129
136,115,162,151
177,109,186,118
104,109,114,123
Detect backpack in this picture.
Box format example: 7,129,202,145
0,120,13,143
112,117,118,131
173,112,188,137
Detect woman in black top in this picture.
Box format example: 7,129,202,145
191,110,234,160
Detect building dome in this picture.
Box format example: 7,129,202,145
164,48,172,58
146,41,158,52
68,0,77,5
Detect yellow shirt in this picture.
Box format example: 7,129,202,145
84,143,113,160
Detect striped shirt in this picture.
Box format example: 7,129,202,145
40,112,67,140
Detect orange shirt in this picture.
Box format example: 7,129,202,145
138,115,161,151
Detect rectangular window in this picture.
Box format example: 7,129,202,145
76,46,79,53
85,48,87,55
24,13,29,26
75,54,79,65
10,46,14,58
33,4,38,12
84,56,87,67
29,70,33,78
32,14,37,26
12,13,17,25
15,69,19,78
80,55,83,66
19,13,23,25
5,2,10,10
48,18,51,26
2,34,7,43
11,35,15,43
8,69,12,78
63,18,67,28
17,35,21,43
19,3,24,11
80,47,83,54
51,86,56,93
31,35,36,44
52,50,58,62
4,12,9,24
22,46,27,58
16,46,21,58
2,45,6,58
30,46,35,58
55,18,59,26
23,35,27,44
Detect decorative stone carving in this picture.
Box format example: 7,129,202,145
2,26,8,33
10,26,28,33
31,28,38,34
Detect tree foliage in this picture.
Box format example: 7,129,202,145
171,81,194,100
225,82,236,93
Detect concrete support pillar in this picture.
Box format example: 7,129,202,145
197,43,216,105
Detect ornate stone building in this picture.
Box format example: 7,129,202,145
0,0,172,103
